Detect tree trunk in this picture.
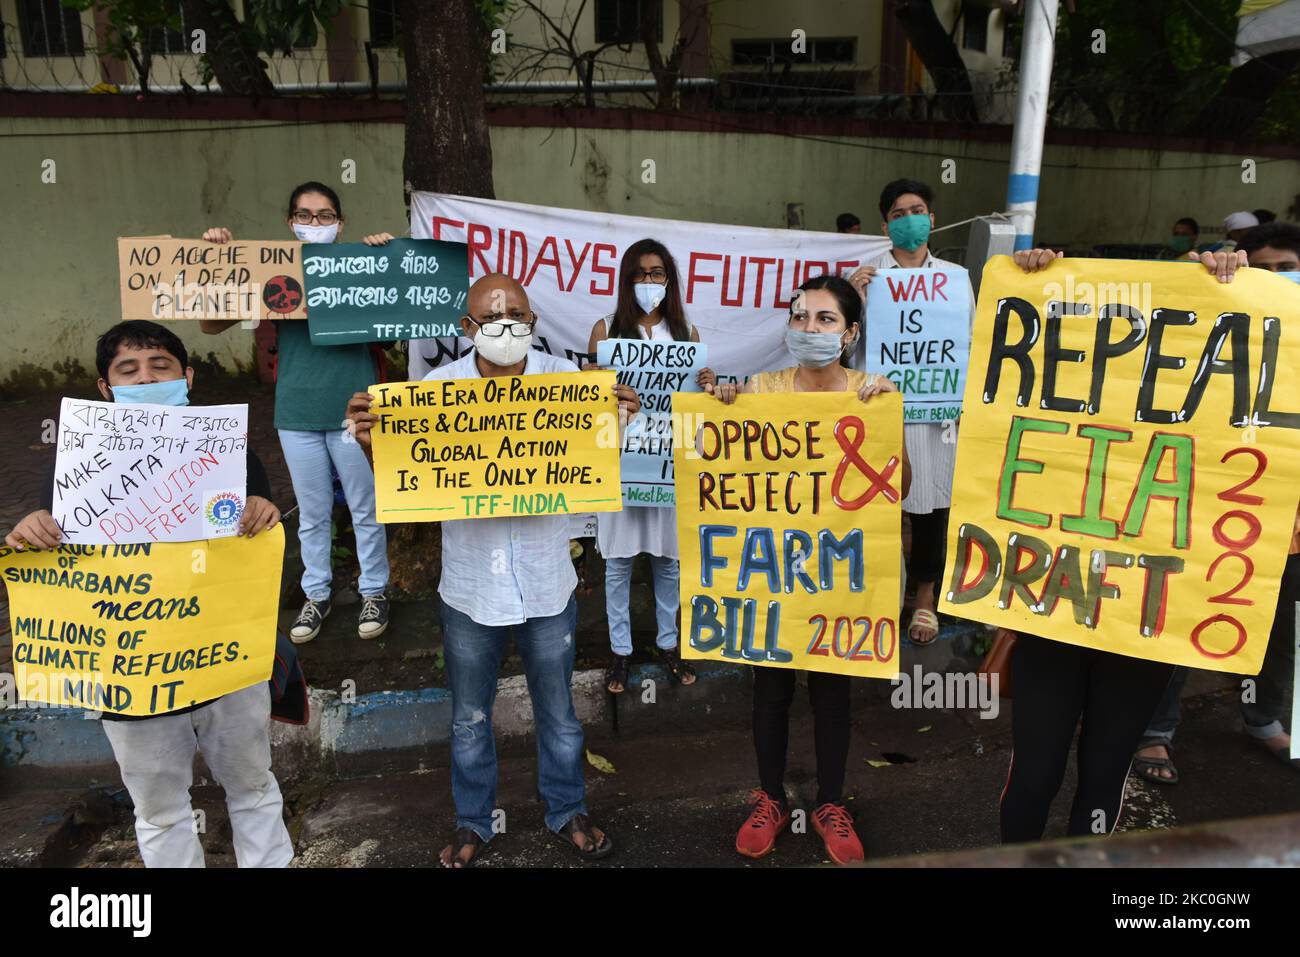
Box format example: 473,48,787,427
892,0,979,123
178,0,274,98
400,0,495,197
1188,50,1300,140
391,0,496,598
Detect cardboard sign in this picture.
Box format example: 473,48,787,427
304,238,470,345
369,371,623,521
0,527,283,717
865,267,972,422
118,237,306,321
940,257,1300,673
596,338,707,507
52,399,248,545
674,391,904,678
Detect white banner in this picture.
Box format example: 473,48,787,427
407,193,890,382
52,399,249,545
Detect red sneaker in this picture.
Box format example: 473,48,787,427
735,789,791,858
812,802,864,865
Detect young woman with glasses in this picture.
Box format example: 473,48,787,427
587,239,716,695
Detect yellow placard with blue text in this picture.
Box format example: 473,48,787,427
674,391,904,678
0,526,283,716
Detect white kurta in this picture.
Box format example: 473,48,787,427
863,247,970,515
596,315,681,560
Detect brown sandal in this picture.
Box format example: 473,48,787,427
553,813,614,861
439,827,490,868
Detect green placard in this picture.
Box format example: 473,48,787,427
304,238,468,345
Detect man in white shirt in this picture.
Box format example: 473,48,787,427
848,179,967,647
348,273,640,867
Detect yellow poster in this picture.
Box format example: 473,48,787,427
0,526,284,716
369,371,624,521
940,257,1300,673
674,391,904,678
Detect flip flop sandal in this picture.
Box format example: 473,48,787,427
908,608,940,647
553,813,614,862
439,827,490,868
657,644,697,686
1132,740,1179,785
605,654,632,694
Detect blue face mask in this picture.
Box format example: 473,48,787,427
110,378,190,406
786,329,846,368
634,282,667,314
888,213,932,252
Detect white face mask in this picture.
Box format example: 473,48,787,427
634,282,667,314
474,320,533,367
292,222,339,244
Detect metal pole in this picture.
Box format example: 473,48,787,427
1006,0,1060,252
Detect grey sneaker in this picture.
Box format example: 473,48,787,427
358,593,389,640
290,597,331,644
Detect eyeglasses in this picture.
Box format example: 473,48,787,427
465,312,537,336
631,268,668,283
291,210,339,225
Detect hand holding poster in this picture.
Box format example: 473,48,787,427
674,392,904,678
118,237,306,322
53,399,248,545
865,267,972,421
304,238,470,345
940,258,1300,673
596,338,707,506
368,371,622,521
0,526,283,717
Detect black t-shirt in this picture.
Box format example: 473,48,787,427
38,448,274,721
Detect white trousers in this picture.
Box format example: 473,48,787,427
101,682,293,868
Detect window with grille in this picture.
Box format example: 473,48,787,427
962,4,988,52
369,0,401,48
18,0,85,57
595,0,662,44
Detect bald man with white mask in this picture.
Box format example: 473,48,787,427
348,274,640,867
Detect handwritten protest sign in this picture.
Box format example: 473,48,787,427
0,526,283,717
369,371,622,521
940,257,1300,674
52,398,248,545
865,267,972,422
118,237,306,322
304,238,470,345
596,338,707,507
674,392,904,678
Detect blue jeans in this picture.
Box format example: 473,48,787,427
604,555,679,656
1142,666,1188,745
278,429,389,600
440,594,585,840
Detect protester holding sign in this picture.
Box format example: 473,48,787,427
199,182,393,644
992,247,1272,843
587,239,715,693
713,275,910,865
849,179,969,647
3,321,295,868
347,273,641,867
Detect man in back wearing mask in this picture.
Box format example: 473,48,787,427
346,274,642,868
4,320,296,868
1167,217,1200,257
845,178,968,648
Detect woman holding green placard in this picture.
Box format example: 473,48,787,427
587,239,715,695
714,273,909,866
199,182,394,645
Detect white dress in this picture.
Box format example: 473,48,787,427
596,315,682,560
863,248,971,515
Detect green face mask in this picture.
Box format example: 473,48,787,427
888,213,931,252
1170,235,1192,253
